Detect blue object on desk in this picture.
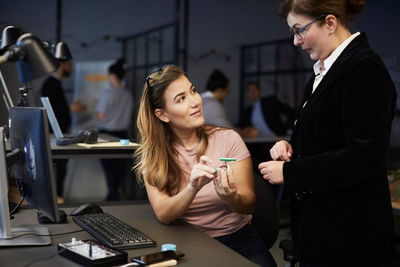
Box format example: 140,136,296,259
161,243,176,251
120,139,130,145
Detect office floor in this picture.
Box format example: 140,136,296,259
271,227,291,267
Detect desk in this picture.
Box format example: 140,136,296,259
49,134,139,201
50,139,139,159
5,134,139,160
1,203,257,267
50,134,139,160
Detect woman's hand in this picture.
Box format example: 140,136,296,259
258,161,284,184
189,155,215,191
213,165,237,201
270,140,293,162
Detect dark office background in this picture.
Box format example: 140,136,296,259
0,0,399,126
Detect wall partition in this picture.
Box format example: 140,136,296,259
240,38,314,111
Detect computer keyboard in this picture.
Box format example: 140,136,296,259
72,213,156,249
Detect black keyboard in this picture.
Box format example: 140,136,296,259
72,213,156,249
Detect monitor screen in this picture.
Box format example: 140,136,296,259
8,107,60,222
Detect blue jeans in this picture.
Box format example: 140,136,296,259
215,224,277,267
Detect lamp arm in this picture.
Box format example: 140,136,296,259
0,47,25,65
0,71,14,109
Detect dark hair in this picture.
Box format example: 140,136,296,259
206,69,229,92
108,58,126,80
278,0,365,28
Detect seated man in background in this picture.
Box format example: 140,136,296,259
200,69,233,128
237,82,294,138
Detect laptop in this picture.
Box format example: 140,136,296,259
40,97,96,146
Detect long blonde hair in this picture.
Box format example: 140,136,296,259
133,65,208,194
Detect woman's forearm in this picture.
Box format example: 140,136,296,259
224,191,255,214
150,184,199,224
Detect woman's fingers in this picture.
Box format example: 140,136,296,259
269,141,292,162
195,164,216,178
213,168,236,197
191,155,215,179
199,155,212,165
220,169,229,192
225,167,236,189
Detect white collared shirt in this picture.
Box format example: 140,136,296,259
312,32,361,93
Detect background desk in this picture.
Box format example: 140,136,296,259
50,134,139,160
1,203,257,267
5,134,139,159
49,134,140,201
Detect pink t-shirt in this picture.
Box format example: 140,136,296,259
173,128,252,237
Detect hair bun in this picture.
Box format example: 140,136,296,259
109,58,126,80
346,0,365,21
116,58,126,66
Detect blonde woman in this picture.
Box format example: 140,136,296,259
134,65,276,267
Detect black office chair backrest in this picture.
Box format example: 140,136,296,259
251,172,280,249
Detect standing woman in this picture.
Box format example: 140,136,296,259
134,65,277,267
96,58,133,200
259,0,396,266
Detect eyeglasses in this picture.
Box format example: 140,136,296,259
145,64,173,90
289,14,327,40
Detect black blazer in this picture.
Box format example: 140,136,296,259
238,96,295,136
283,33,396,265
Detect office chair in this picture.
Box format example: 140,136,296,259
252,173,299,265
251,172,280,249
279,239,298,267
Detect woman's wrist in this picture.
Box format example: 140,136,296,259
187,182,200,194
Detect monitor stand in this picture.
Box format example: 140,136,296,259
0,128,51,246
0,227,51,246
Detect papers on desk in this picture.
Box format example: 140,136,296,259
77,141,139,148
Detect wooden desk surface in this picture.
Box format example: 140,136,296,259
50,138,139,159
1,203,256,267
5,133,139,159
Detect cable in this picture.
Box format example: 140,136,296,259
9,194,25,215
0,229,84,240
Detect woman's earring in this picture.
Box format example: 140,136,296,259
330,30,334,34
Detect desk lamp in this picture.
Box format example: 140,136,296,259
0,31,58,226
0,26,23,55
53,41,72,61
0,33,59,106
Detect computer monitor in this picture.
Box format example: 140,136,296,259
0,107,62,246
0,126,51,246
